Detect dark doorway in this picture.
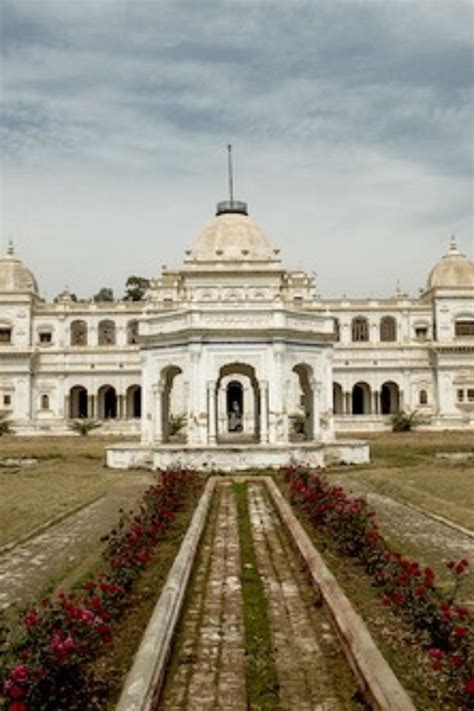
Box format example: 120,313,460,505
227,381,243,432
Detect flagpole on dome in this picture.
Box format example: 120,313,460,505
216,144,248,216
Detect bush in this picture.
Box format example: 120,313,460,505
68,419,102,436
283,466,474,705
0,468,203,709
289,413,306,437
390,409,424,432
0,413,13,437
168,414,186,438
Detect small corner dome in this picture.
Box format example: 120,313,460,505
186,205,280,264
427,238,474,289
0,243,39,294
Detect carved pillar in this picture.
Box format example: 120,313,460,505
259,380,269,444
218,385,227,437
207,382,217,445
344,392,351,415
311,379,321,440
373,391,379,415
118,394,125,419
88,395,95,418
64,395,70,419
152,382,164,444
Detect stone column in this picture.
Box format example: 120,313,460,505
152,382,164,444
311,379,321,440
207,382,217,445
399,390,404,411
259,380,269,444
118,394,125,419
218,385,227,437
64,395,70,419
344,391,351,416
373,391,380,415
88,394,95,418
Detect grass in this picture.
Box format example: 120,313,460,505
331,431,474,531
233,482,280,710
0,436,141,547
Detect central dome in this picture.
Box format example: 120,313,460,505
185,207,281,265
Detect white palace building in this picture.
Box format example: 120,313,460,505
0,195,473,469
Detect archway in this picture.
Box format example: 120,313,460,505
161,366,185,442
69,386,88,418
352,382,371,415
126,385,141,418
216,363,259,442
227,381,243,432
381,381,400,415
292,363,317,440
98,385,117,419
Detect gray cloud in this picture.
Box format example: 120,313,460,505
0,0,472,298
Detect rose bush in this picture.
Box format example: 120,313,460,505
0,468,203,710
282,466,473,706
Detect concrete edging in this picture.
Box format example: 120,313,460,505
115,476,217,711
382,496,474,541
265,477,416,711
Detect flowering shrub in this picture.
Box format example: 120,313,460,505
283,466,473,706
0,468,203,710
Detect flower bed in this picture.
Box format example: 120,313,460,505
282,466,473,707
0,468,203,710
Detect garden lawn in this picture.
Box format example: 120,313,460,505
0,436,140,547
333,431,474,531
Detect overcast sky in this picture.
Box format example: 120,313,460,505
1,0,473,300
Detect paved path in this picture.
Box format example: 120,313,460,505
0,475,153,610
330,474,474,596
160,481,358,710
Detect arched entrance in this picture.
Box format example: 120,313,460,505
227,380,243,432
161,366,185,442
126,385,141,418
69,386,88,418
352,382,371,415
98,385,117,419
215,364,259,442
292,363,317,440
381,381,400,415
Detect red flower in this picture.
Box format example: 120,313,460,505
8,686,26,700
449,654,464,668
428,648,443,660
454,626,468,638
465,678,474,694
22,611,38,629
9,703,29,711
10,666,29,683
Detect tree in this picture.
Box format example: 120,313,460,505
124,276,150,301
69,418,102,436
93,287,114,302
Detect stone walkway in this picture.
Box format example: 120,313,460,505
0,475,152,610
160,481,358,710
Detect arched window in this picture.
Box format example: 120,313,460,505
419,389,428,405
380,316,397,342
41,394,50,410
352,317,369,342
70,320,88,346
127,319,139,345
98,320,116,346
455,319,474,337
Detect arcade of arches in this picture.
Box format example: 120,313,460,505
68,384,141,419
332,381,402,416
150,361,324,446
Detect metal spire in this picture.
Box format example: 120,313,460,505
216,144,248,216
227,144,234,203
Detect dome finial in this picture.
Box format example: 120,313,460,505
449,234,458,252
216,144,248,216
7,241,14,256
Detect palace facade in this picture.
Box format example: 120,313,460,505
1,200,473,449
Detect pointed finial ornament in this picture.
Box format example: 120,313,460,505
227,144,234,203
449,234,458,252
7,240,14,256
